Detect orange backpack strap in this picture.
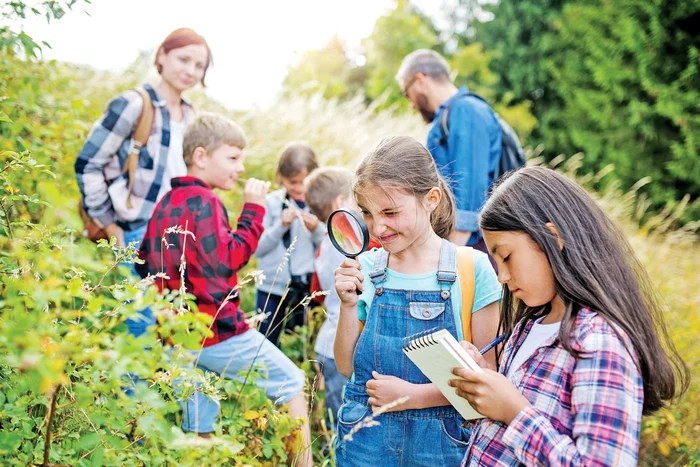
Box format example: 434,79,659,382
121,87,154,208
457,246,475,343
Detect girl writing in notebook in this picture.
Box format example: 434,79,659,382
450,167,688,466
333,136,501,466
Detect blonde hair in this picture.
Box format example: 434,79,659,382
304,167,354,221
183,113,247,166
354,136,455,239
276,142,319,181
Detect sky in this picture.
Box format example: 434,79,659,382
18,0,438,110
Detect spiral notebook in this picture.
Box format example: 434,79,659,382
403,329,485,420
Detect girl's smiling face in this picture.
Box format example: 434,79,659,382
483,230,558,308
356,186,435,254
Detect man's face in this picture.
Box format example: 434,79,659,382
403,74,436,123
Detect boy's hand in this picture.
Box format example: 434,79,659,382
281,208,296,228
335,257,363,306
300,210,320,231
243,179,270,206
366,371,414,412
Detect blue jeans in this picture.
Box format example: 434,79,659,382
321,356,347,431
178,329,306,433
123,225,156,337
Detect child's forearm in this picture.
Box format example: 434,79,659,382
333,303,361,378
407,383,451,410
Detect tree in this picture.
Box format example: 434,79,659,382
282,35,366,100
478,0,700,222
363,0,443,110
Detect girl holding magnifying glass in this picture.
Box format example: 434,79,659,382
333,136,502,466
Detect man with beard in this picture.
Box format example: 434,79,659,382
396,49,501,261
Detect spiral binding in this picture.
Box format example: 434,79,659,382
402,327,440,352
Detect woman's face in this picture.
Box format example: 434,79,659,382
483,230,558,308
157,44,209,92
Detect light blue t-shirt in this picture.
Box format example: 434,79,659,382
357,248,501,340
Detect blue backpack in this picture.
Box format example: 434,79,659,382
439,93,526,179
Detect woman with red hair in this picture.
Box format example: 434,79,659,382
75,28,212,251
75,29,210,332
75,28,220,437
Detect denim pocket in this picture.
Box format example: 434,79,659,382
409,302,446,320
441,416,472,447
338,400,371,426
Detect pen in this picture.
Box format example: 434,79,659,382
479,333,506,355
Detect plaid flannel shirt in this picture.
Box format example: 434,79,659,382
75,84,195,231
463,307,643,466
136,176,265,347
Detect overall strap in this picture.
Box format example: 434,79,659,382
368,248,390,294
436,240,457,300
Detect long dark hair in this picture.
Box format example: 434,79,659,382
480,166,688,414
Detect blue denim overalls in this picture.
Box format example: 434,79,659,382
335,240,472,466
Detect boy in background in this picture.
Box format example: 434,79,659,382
304,167,355,430
136,113,310,466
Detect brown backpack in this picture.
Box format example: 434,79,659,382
79,88,154,241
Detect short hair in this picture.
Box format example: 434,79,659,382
183,113,247,166
304,166,354,222
396,49,452,88
276,142,319,180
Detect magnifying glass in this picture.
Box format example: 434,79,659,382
327,209,370,258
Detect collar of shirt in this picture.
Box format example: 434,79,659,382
171,176,210,190
143,83,194,109
433,85,472,122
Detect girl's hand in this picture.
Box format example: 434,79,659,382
281,208,296,228
300,210,320,231
449,368,530,424
366,371,414,412
334,258,364,306
460,341,492,370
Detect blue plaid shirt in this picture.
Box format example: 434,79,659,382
426,86,502,240
75,84,195,231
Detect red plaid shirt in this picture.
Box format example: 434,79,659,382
463,307,643,466
137,176,265,347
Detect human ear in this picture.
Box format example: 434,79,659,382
546,222,564,251
423,187,442,213
191,147,208,169
332,195,346,211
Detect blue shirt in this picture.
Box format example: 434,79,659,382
426,86,502,239
357,248,502,341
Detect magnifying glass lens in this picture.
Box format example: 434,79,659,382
327,210,369,258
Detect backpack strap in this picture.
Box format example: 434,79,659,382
456,246,475,343
438,101,452,146
121,87,154,208
438,92,489,146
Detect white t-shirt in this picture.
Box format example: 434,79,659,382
161,119,188,194
506,316,561,379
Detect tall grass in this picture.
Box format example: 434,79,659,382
54,64,700,463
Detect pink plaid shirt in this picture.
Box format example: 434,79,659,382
463,307,643,466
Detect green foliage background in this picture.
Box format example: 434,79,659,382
0,1,699,466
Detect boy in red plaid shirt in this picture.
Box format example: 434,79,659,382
137,114,310,465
